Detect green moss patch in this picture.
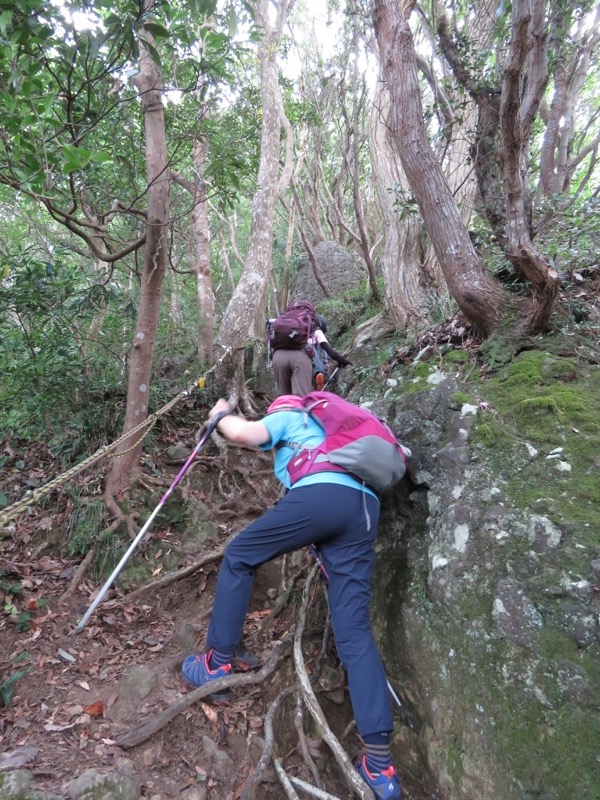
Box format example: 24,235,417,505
468,350,600,553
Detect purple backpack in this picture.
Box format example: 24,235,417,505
268,301,317,354
267,391,410,493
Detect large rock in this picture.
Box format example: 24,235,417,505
290,240,366,304
352,353,600,800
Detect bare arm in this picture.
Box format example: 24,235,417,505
209,399,272,448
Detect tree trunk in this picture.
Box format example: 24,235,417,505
369,80,430,328
105,26,170,503
216,0,292,403
351,38,379,301
498,0,559,332
372,0,507,337
191,141,214,365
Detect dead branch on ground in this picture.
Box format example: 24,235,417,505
104,533,235,607
59,547,96,601
115,636,293,749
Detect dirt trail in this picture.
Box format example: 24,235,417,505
0,436,436,799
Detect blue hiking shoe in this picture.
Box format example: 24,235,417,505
356,756,402,799
181,650,232,700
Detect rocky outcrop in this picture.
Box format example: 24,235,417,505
290,240,366,304
347,350,600,800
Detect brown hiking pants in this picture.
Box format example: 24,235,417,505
272,348,313,396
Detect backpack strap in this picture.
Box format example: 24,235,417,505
275,440,302,451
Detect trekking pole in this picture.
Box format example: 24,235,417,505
72,411,231,636
322,366,339,390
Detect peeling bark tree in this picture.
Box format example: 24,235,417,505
498,0,559,332
538,6,600,199
105,24,170,508
371,0,507,337
435,0,561,332
216,0,293,404
369,80,431,328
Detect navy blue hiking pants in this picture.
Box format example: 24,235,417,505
206,483,394,738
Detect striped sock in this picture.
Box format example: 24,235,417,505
208,648,233,670
363,731,392,775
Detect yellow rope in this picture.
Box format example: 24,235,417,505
0,348,231,528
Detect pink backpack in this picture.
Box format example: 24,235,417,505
266,392,410,493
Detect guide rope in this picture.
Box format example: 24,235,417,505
0,348,232,528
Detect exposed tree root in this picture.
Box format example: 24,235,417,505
294,693,323,789
288,776,343,800
241,686,296,800
294,566,371,800
258,567,307,633
115,636,293,749
273,757,302,799
59,547,96,602
104,534,235,607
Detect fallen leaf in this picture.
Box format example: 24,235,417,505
44,722,77,732
57,648,76,663
83,700,104,717
200,703,218,724
77,681,90,691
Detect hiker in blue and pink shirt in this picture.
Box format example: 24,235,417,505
181,396,403,800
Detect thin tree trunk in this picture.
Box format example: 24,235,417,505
217,0,293,404
191,141,214,364
350,38,379,301
105,21,170,504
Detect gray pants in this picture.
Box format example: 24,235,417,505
272,348,313,396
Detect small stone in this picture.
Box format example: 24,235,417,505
67,768,141,800
175,622,198,651
202,735,231,766
117,666,158,701
554,461,572,472
181,787,208,800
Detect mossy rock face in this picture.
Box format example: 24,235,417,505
368,347,600,800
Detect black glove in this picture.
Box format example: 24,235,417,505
321,341,351,367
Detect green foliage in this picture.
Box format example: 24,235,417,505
0,247,130,455
65,499,107,557
0,570,22,595
0,653,29,708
